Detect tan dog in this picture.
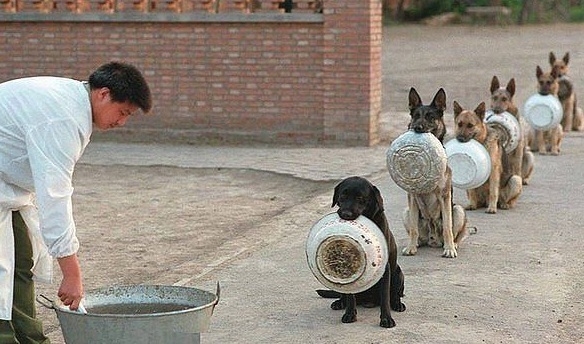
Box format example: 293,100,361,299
489,76,535,184
549,52,583,131
528,66,563,155
453,101,522,214
401,88,468,258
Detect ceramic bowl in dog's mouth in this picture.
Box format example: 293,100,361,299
386,130,447,194
484,110,521,153
444,138,491,190
305,213,388,294
523,93,563,130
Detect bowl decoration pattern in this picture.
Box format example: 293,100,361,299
386,130,448,194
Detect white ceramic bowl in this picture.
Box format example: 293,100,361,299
386,130,447,194
305,213,388,294
484,110,521,153
523,93,563,130
444,138,491,190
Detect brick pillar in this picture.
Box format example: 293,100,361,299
322,0,382,146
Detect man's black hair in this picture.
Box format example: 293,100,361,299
88,61,152,113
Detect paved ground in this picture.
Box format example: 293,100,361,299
35,23,584,343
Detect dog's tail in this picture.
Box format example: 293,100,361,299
316,289,341,298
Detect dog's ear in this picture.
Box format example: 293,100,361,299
370,185,385,214
453,101,463,117
431,88,447,112
563,52,570,65
331,181,342,207
408,87,422,110
475,102,486,120
549,52,556,66
536,65,543,78
506,78,516,98
490,76,500,94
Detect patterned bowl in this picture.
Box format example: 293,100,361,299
444,138,491,190
386,130,447,194
305,213,388,294
484,110,521,153
523,93,563,130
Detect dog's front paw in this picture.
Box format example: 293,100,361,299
442,247,458,258
380,316,396,328
485,208,497,214
499,203,510,210
391,301,406,312
341,310,357,323
402,245,418,256
465,204,477,211
330,299,345,310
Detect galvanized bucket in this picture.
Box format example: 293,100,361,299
38,284,219,344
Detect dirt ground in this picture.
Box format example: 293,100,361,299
36,166,335,339
35,23,584,343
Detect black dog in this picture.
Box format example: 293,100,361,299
316,176,406,328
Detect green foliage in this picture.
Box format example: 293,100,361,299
401,1,465,21
569,6,584,22
393,0,584,24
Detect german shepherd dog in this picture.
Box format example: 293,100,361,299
489,76,535,184
528,66,564,155
549,52,583,131
454,101,523,214
401,88,468,258
316,176,406,328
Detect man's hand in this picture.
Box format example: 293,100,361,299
57,254,84,310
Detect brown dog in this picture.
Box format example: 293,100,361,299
401,88,468,258
316,176,406,328
454,101,522,214
528,66,563,155
489,76,535,185
549,52,583,131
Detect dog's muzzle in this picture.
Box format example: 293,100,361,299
337,209,358,221
411,124,428,133
456,135,472,143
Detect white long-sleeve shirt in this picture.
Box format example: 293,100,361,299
0,76,92,320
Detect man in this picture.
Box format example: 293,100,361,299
0,61,152,343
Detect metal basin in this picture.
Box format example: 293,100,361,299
523,93,563,130
444,138,491,190
38,284,219,344
387,130,447,194
484,110,521,153
306,213,388,294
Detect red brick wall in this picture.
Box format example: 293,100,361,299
322,0,382,144
0,0,382,146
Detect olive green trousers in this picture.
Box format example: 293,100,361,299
0,212,50,344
